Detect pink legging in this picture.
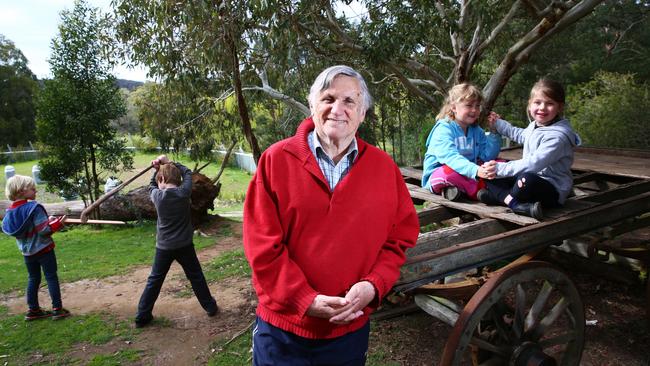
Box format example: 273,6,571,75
428,165,485,200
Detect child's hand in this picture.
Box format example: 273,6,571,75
478,160,496,179
487,112,500,131
49,215,66,232
151,155,170,170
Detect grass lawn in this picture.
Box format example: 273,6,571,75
0,222,225,295
0,304,139,365
0,221,232,365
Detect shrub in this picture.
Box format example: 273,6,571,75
567,72,650,149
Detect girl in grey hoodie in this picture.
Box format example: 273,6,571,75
478,79,581,219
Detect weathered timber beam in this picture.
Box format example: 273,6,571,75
394,191,650,293
406,183,538,226
541,247,639,285
576,179,650,204
400,166,423,181
414,294,459,327
417,205,457,227
409,218,511,257
572,171,602,184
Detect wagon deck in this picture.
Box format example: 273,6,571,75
395,146,650,365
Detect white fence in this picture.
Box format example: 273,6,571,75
2,147,257,174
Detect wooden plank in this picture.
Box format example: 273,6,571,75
543,199,598,219
64,218,127,225
575,179,650,204
417,205,456,226
499,147,650,179
394,191,650,293
414,294,459,327
400,166,423,181
406,183,539,226
408,219,511,257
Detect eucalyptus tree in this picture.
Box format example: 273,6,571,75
0,35,39,148
266,0,605,112
37,0,133,207
113,0,271,162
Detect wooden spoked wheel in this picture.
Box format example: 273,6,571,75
440,261,585,366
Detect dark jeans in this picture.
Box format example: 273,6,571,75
252,317,370,366
485,172,560,208
24,249,62,310
136,244,217,322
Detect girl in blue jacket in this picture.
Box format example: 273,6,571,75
421,83,501,201
480,78,581,219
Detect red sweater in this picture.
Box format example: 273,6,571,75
243,118,419,339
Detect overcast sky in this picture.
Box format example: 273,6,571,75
0,0,149,81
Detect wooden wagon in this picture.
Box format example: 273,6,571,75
393,147,650,366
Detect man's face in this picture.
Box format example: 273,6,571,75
311,75,366,143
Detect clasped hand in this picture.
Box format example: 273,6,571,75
306,281,376,325
478,160,496,179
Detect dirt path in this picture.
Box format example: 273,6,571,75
1,222,257,366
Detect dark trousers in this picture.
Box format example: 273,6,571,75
485,172,560,208
136,244,216,322
252,317,370,366
24,249,62,310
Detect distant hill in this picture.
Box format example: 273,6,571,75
116,79,144,91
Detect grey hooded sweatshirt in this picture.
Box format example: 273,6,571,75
495,118,581,204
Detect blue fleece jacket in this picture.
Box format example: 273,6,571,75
494,118,581,204
421,118,502,189
2,201,55,256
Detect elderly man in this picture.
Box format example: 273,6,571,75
243,65,419,365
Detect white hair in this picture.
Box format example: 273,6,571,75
308,65,372,111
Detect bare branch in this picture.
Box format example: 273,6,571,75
478,0,522,55
248,70,310,116
212,138,238,183
385,62,437,106
483,0,603,110
403,59,450,92
605,18,646,57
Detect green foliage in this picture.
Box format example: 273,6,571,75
111,88,142,135
0,35,39,148
567,72,650,148
128,134,158,151
129,82,244,161
571,72,647,148
36,0,133,205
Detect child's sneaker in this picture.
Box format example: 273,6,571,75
25,308,52,321
51,307,71,320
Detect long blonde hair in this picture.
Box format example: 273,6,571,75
436,83,483,121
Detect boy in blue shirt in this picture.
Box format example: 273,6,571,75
2,175,71,321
